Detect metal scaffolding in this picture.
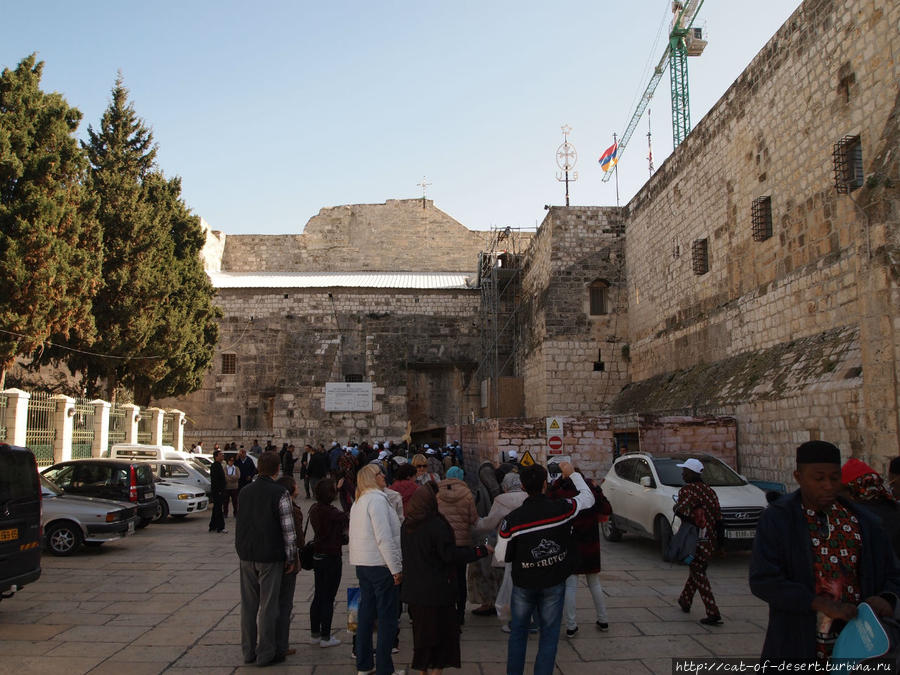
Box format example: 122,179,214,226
476,226,529,416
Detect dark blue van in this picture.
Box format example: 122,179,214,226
0,444,42,600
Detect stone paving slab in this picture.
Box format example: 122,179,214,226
0,495,769,673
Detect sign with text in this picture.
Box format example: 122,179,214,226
325,382,374,412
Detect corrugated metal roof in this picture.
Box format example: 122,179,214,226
209,271,475,290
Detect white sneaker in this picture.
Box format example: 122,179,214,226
309,635,321,645
320,636,341,648
356,670,375,675
501,623,511,633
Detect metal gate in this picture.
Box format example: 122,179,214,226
107,404,127,453
26,392,56,466
71,398,95,459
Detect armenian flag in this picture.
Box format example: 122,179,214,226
599,142,619,172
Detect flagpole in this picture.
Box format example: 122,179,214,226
613,132,620,208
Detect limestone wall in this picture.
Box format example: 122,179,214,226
618,0,900,480
216,200,492,273
155,286,482,444
519,207,628,417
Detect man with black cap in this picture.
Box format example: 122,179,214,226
673,457,723,625
750,440,900,663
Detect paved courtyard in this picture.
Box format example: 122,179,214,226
0,496,769,674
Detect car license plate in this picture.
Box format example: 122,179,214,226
127,521,135,535
725,528,756,539
0,528,18,542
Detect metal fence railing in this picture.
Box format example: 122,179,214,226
26,392,56,466
107,403,127,453
71,398,95,459
162,413,175,446
137,414,151,444
0,392,7,442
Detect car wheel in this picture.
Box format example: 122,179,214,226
601,517,623,542
656,516,673,561
46,522,83,556
152,498,170,523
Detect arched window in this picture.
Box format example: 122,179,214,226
589,279,609,316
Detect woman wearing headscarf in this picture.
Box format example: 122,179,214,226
436,466,478,625
402,484,489,674
841,457,900,559
349,463,403,675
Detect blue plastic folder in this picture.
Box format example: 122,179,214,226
832,602,890,664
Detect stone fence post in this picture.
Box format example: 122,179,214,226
51,394,75,464
146,407,165,445
122,404,140,443
2,388,30,446
91,400,110,457
169,410,185,453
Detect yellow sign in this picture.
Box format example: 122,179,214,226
519,451,536,467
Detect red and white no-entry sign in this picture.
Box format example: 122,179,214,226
548,435,563,452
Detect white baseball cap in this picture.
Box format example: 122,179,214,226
676,458,704,474
508,450,519,460
378,450,389,461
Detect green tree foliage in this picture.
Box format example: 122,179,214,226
0,54,101,386
70,76,219,403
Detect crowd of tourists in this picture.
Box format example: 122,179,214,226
219,436,900,673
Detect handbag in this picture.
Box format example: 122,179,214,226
664,519,699,564
299,512,315,570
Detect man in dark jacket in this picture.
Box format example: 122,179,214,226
236,446,257,490
236,451,298,667
750,440,900,663
307,445,330,497
208,449,226,533
494,462,594,675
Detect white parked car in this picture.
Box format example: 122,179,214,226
151,479,209,523
40,476,138,556
600,452,768,559
141,460,211,495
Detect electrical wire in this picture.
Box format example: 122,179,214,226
0,328,165,360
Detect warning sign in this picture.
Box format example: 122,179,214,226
546,416,564,455
548,436,563,454
519,450,537,467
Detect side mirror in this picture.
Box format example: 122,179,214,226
640,476,653,488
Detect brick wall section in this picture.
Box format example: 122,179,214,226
449,415,735,483
155,286,482,444
519,207,628,417
217,200,496,273
617,0,900,481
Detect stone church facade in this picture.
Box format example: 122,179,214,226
158,0,900,485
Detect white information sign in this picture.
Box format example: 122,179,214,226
325,382,374,412
546,416,564,437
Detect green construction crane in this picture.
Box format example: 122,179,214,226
602,0,707,183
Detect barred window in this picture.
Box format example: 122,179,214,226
833,135,863,193
751,196,772,241
344,374,364,383
692,238,709,276
222,353,236,375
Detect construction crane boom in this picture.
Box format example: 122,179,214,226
602,0,706,183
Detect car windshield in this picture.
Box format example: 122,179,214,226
189,460,210,478
39,474,63,496
653,457,746,487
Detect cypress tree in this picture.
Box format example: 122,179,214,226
0,54,101,388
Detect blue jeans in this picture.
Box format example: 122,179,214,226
355,565,398,675
507,582,566,675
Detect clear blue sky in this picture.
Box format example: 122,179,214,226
3,1,800,235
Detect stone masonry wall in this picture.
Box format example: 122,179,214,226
449,415,735,483
217,200,492,273
619,0,900,482
156,286,482,445
519,207,628,417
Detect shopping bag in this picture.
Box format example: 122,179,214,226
664,521,699,564
347,586,360,633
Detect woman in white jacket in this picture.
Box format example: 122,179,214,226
349,463,404,675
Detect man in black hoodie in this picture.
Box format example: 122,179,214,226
208,449,226,533
494,461,594,675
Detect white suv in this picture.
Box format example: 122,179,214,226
600,452,768,559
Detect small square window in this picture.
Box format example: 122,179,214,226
752,196,772,241
691,239,709,276
344,374,364,383
222,353,236,375
833,135,863,193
